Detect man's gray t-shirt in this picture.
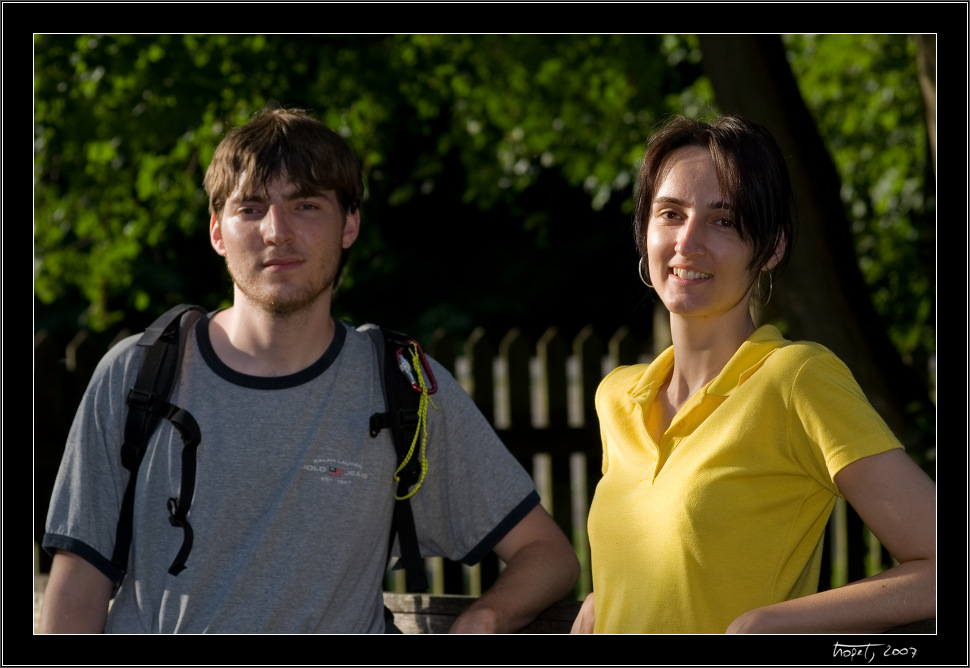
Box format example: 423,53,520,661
44,315,539,633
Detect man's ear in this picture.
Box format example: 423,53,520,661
342,209,361,250
210,213,226,257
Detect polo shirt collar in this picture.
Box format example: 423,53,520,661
627,346,674,401
627,324,787,402
704,324,786,397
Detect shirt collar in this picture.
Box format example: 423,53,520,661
627,324,787,401
627,346,674,401
705,325,787,397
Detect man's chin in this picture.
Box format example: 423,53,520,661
264,291,330,317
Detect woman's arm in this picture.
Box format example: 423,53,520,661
727,448,935,633
570,592,596,633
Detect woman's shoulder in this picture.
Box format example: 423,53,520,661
601,363,651,384
753,326,862,396
754,325,843,370
597,347,673,402
598,364,647,394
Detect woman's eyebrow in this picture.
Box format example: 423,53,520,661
653,195,733,211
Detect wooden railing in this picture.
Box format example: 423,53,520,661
34,321,894,603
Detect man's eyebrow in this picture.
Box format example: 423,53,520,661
653,196,733,211
228,187,332,203
230,193,267,203
285,186,332,200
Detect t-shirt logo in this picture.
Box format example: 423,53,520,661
302,457,368,486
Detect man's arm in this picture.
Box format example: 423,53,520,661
448,505,579,633
37,550,114,633
726,449,936,633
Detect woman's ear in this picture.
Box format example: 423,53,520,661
765,233,786,271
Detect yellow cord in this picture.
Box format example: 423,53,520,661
394,344,437,500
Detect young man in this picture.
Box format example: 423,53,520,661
39,108,579,633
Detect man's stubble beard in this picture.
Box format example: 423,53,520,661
224,253,340,318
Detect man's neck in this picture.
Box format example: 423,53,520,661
208,298,336,377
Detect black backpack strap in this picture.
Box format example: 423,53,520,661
112,304,206,582
365,325,435,593
162,403,203,575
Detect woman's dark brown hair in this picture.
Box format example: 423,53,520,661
633,115,794,276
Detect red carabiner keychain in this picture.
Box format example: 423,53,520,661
395,340,437,395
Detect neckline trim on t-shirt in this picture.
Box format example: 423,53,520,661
195,312,348,390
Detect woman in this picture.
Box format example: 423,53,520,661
572,115,935,634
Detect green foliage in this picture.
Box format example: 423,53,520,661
34,33,933,382
33,34,695,337
34,35,248,329
783,35,934,365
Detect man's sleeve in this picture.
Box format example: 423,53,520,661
405,358,539,564
42,335,143,584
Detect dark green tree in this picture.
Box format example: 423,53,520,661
33,34,693,342
697,34,934,463
34,34,934,460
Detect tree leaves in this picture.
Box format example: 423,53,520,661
784,34,934,363
34,33,932,383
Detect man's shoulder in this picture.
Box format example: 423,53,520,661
346,321,461,390
89,332,148,384
88,310,209,395
346,321,407,349
338,321,383,359
343,321,426,369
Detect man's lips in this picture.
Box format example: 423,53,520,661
262,257,303,270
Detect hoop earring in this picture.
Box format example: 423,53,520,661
638,257,654,289
757,270,774,305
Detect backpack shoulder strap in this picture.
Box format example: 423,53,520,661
112,304,206,581
364,325,433,592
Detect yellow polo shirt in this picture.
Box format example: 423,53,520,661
588,325,902,633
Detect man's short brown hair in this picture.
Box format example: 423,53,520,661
204,107,364,219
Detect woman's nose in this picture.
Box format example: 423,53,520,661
674,215,704,256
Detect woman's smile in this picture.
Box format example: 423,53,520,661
646,145,757,325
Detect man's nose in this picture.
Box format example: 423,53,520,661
262,205,294,245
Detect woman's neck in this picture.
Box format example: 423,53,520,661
664,312,757,411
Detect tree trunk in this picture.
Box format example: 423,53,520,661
696,35,933,462
916,35,937,179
